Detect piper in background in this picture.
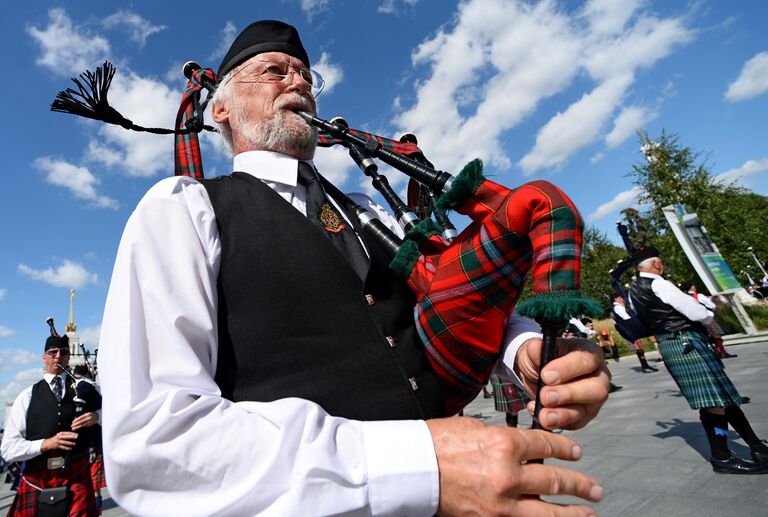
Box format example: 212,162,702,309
630,246,768,474
1,332,100,516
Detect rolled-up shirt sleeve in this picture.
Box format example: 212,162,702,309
651,277,714,326
98,177,438,517
1,387,44,463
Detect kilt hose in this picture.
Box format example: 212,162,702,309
656,330,741,410
491,375,531,414
8,455,98,517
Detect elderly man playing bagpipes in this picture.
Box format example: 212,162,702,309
55,20,610,516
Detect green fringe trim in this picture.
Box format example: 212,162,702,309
389,219,443,279
516,290,603,322
436,158,485,212
389,240,421,279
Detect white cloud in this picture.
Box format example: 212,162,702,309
299,0,330,18
18,260,98,289
209,21,238,61
314,52,344,95
394,0,693,176
1,368,44,424
0,349,38,371
378,0,419,14
395,0,582,173
313,145,356,185
27,8,111,76
0,288,6,301
725,51,768,102
0,326,15,338
28,8,181,179
520,75,631,173
78,325,102,347
715,157,768,185
605,105,657,149
102,10,166,48
34,157,118,209
92,70,182,177
587,186,642,221
580,0,642,36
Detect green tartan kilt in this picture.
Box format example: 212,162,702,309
656,330,741,409
491,375,530,413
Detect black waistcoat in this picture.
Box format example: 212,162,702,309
26,379,90,469
201,172,443,421
630,276,706,335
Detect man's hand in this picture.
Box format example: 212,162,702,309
516,337,610,431
428,417,602,516
41,431,78,452
71,411,99,430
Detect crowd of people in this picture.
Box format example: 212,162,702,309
2,17,767,517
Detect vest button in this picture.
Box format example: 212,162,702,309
385,336,397,347
365,294,376,305
409,377,419,391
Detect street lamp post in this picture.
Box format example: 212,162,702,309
747,246,767,278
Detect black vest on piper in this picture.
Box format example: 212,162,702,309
26,378,91,469
201,171,444,421
630,276,706,335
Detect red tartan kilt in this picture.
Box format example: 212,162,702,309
8,455,98,517
90,455,107,491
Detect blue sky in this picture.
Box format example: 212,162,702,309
2,0,767,419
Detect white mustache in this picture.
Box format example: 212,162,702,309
276,93,314,112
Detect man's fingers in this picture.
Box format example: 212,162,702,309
516,430,582,462
544,343,602,385
516,463,603,502
541,372,610,408
536,406,588,431
514,497,598,517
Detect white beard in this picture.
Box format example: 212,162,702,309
232,93,318,159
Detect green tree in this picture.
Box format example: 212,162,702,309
628,130,768,290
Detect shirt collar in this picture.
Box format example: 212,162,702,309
639,271,662,279
43,372,65,384
232,150,315,187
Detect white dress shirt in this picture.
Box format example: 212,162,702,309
98,150,540,517
1,373,65,463
638,272,714,326
612,302,631,321
568,317,596,337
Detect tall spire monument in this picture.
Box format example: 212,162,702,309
65,288,86,370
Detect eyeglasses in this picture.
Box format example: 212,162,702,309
45,349,70,357
227,60,326,98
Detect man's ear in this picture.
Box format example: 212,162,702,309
211,100,230,124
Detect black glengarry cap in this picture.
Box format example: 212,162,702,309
218,20,310,78
45,334,69,352
633,245,661,265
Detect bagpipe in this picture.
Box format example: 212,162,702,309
609,222,652,343
46,317,101,413
51,60,600,425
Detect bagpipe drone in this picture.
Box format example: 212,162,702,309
50,60,600,425
609,222,652,343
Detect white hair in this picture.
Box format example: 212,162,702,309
211,71,236,154
637,257,658,270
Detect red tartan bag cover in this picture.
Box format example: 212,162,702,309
391,159,600,415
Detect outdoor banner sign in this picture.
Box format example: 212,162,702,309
662,204,741,293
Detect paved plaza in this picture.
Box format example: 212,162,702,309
2,341,767,516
